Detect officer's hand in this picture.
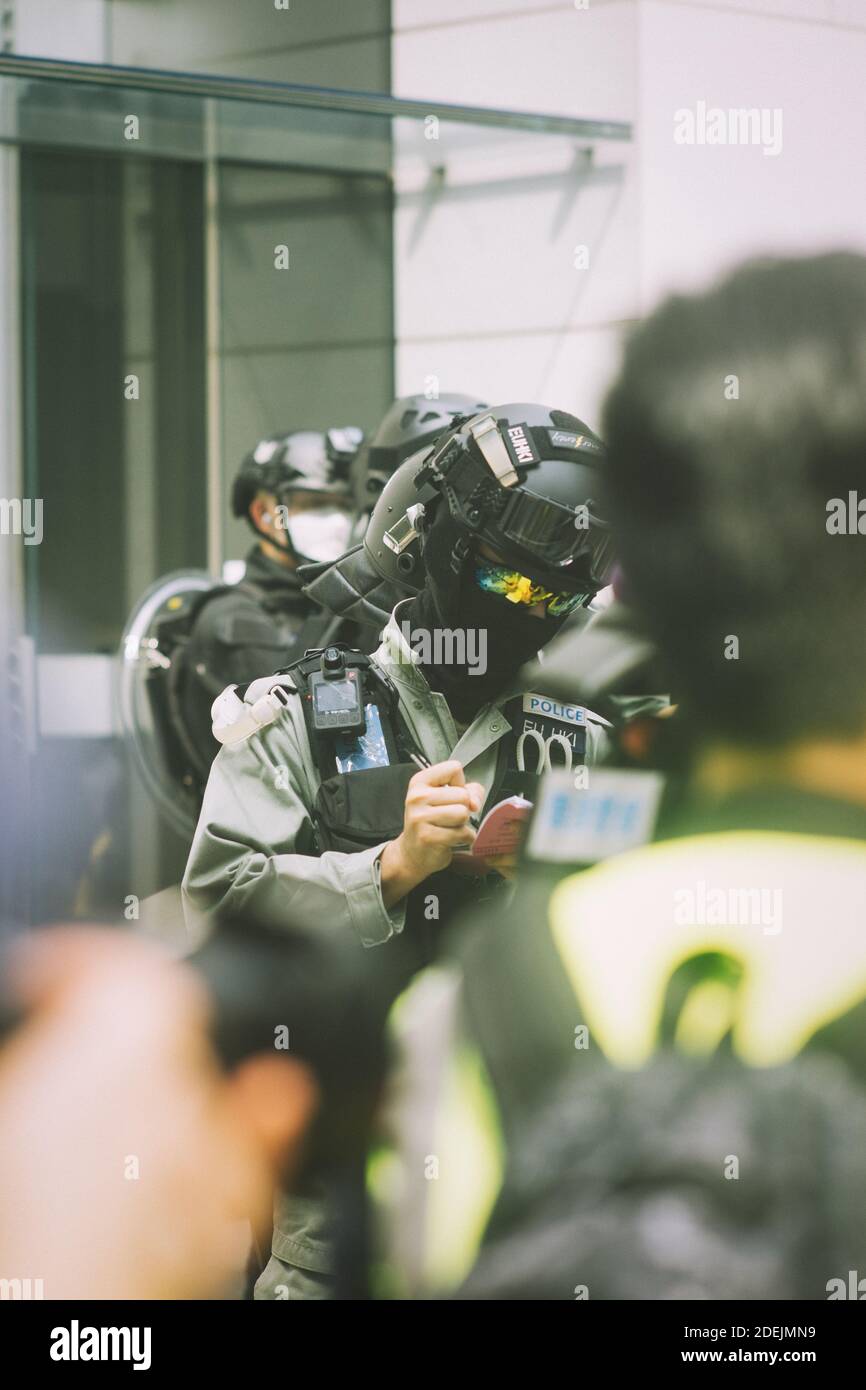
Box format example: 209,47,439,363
380,760,485,907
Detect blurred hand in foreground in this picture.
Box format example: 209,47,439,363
0,927,316,1299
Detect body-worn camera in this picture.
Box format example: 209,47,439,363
308,646,367,736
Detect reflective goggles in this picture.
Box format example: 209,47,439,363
473,559,591,617
493,488,616,583
460,414,613,578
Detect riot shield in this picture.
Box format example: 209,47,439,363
116,569,216,840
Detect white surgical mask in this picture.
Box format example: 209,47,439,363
287,507,353,564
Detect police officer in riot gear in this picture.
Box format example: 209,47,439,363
176,428,360,779
117,427,362,839
301,392,488,645
182,401,614,1298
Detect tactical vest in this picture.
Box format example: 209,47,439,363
226,646,511,1000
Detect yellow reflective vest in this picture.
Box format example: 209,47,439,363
376,793,866,1296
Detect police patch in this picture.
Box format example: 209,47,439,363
502,693,588,777
522,693,586,726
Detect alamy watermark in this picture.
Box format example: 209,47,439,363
0,1276,44,1299
50,1321,151,1370
674,880,782,936
400,620,487,676
674,102,783,157
826,491,866,534
0,497,43,545
827,1270,866,1299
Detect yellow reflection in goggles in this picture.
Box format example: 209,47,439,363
503,573,552,605
489,570,553,605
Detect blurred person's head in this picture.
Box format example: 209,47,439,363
0,926,302,1299
232,428,361,569
0,918,384,1299
187,911,387,1184
603,253,866,764
187,912,387,1300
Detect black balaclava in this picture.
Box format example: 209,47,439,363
406,509,567,724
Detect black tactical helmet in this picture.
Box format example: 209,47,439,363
351,392,488,513
231,427,362,519
364,403,614,601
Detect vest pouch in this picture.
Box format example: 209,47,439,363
313,762,416,854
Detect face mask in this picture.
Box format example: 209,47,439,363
409,513,566,722
286,507,353,565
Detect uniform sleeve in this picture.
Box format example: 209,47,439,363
181,716,406,948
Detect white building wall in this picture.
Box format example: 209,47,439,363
392,0,639,432
638,0,866,308
393,0,866,428
11,0,112,61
